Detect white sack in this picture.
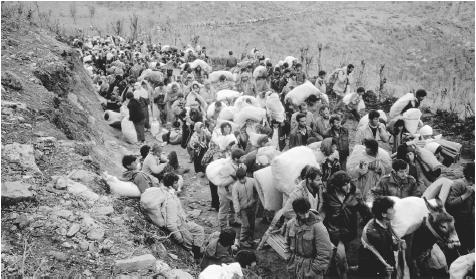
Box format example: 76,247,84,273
403,108,422,134
254,166,283,211
271,146,319,195
121,117,138,144
233,106,267,127
285,81,321,106
102,172,141,197
389,93,416,120
216,89,242,102
209,71,235,83
253,65,267,79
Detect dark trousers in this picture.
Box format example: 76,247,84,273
133,119,145,142
142,106,150,129
209,182,219,210
193,147,207,173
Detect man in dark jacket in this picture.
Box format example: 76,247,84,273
120,155,154,193
270,119,290,151
289,113,316,149
285,197,334,279
445,162,475,252
359,196,405,278
324,115,350,169
321,171,372,279
126,92,146,143
371,159,422,200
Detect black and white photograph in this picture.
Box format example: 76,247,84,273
1,1,474,278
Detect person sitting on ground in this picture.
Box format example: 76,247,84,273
355,109,390,145
235,250,260,278
162,172,205,260
285,197,334,279
142,143,169,180
121,155,155,193
200,228,236,270
371,159,423,201
358,196,405,278
232,167,258,248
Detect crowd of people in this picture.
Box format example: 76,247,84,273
74,34,474,279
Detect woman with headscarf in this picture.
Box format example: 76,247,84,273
188,122,211,176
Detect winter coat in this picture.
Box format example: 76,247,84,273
371,171,423,199
446,178,475,218
281,181,324,221
127,98,145,123
289,126,316,149
355,123,390,145
324,126,350,158
142,154,168,176
347,145,392,202
313,116,330,140
322,184,372,244
285,212,334,278
291,111,315,132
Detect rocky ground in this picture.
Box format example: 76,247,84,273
1,11,473,279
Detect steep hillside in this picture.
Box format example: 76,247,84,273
1,15,201,278
26,1,476,116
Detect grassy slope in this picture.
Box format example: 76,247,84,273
25,1,474,116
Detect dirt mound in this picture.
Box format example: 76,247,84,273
1,16,199,278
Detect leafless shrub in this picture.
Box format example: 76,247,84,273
299,46,313,75
111,19,123,36
129,14,139,42
69,2,77,24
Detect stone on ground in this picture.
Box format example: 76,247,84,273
1,181,34,203
2,143,41,173
113,254,156,274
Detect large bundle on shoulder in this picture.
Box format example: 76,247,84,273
209,70,235,83
284,56,298,67
254,166,283,211
189,59,212,73
388,196,439,238
102,172,141,197
233,106,267,127
271,146,319,196
234,95,260,110
206,158,235,186
285,81,321,106
207,101,228,119
218,106,239,121
402,108,422,134
256,145,281,166
358,110,387,130
253,65,267,79
216,89,242,102
140,187,168,227
121,117,138,144
266,93,285,122
342,92,365,111
139,69,164,85
212,133,238,151
389,93,416,120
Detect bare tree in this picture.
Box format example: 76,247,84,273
88,5,95,21
129,14,139,42
69,2,77,24
378,64,386,101
356,60,366,88
316,42,323,73
111,19,123,36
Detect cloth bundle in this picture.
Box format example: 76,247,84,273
389,92,416,120
285,81,321,106
402,108,422,134
254,166,283,211
209,70,235,83
216,89,242,102
266,93,285,122
189,59,212,73
233,106,267,127
253,65,267,79
102,172,141,197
